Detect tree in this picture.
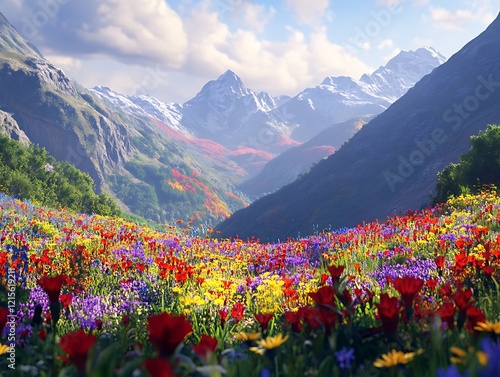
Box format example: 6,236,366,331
434,124,500,203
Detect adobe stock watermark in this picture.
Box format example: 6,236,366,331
21,0,71,39
348,4,403,52
135,65,170,97
383,74,500,192
6,267,17,370
214,0,251,17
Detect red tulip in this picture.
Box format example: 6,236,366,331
37,274,66,303
0,307,8,334
309,286,336,309
144,357,179,377
231,302,245,322
192,334,218,359
254,313,274,332
59,329,96,372
393,276,424,309
375,293,400,334
148,313,193,357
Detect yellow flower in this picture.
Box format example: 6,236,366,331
477,351,488,366
233,332,261,341
450,346,468,364
474,321,500,334
249,346,266,355
373,349,421,368
256,333,289,350
0,344,10,355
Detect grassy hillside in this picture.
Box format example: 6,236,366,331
0,135,120,216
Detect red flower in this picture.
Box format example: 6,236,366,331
254,313,274,332
0,307,8,334
59,329,96,372
95,319,103,331
437,302,455,330
327,265,345,285
466,305,486,331
453,288,473,313
192,334,218,359
434,255,446,269
284,311,303,333
144,357,179,377
38,329,47,340
308,286,336,309
218,309,228,326
393,276,424,309
122,315,130,326
148,313,193,357
60,294,73,309
37,274,66,303
375,293,400,334
231,302,245,322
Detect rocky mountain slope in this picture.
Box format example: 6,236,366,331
217,13,500,240
0,12,248,224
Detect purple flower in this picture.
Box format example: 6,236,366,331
335,347,355,370
437,365,468,377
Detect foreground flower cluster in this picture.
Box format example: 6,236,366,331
0,190,500,376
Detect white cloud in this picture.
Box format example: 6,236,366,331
235,3,275,33
285,0,331,27
378,39,394,50
427,5,495,31
412,36,432,48
77,0,188,67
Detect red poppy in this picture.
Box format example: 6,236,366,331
37,274,66,303
231,302,245,322
148,313,193,357
59,329,96,372
0,307,8,334
144,357,179,377
95,319,103,331
60,294,73,309
254,313,274,332
393,276,424,309
375,293,400,334
327,265,345,285
309,286,336,309
191,334,218,359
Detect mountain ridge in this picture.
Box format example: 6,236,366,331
216,12,500,240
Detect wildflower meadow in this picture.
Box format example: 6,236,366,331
1,189,500,376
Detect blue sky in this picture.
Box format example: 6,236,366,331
1,0,497,103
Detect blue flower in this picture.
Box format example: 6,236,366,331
437,365,468,377
335,347,355,370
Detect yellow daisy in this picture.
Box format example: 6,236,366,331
373,349,422,368
233,332,261,342
0,344,10,355
474,321,500,334
256,333,289,350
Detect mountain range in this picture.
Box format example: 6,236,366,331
217,12,500,240
0,10,446,226
93,48,445,197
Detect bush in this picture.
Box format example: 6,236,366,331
434,124,500,203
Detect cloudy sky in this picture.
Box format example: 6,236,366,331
1,0,497,103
